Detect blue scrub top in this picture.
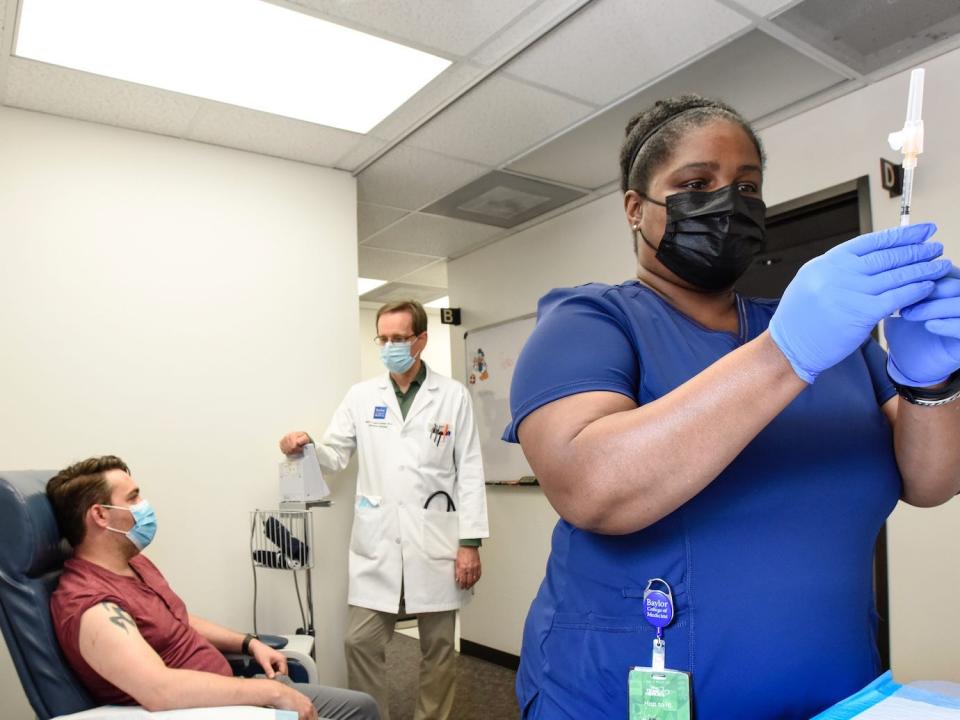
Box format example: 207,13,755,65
504,281,899,720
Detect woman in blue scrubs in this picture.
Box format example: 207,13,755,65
505,95,960,719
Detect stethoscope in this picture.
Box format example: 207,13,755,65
423,490,456,511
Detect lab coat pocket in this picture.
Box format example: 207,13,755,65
351,506,383,560
422,509,459,561
422,419,455,469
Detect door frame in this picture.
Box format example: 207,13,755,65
766,175,872,234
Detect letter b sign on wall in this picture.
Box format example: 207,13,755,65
440,308,461,326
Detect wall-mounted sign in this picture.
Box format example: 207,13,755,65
440,307,462,326
880,158,903,198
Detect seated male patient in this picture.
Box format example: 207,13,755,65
47,455,379,720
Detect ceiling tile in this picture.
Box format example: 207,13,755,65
334,134,391,172
283,0,544,57
405,75,594,166
506,106,625,190
503,0,751,106
363,213,501,258
422,170,587,228
186,102,364,166
724,0,801,18
358,203,408,241
369,62,487,140
471,0,586,66
0,0,10,91
772,0,960,74
358,246,440,281
0,0,11,43
3,58,200,137
361,281,446,305
507,30,846,189
357,144,488,211
397,260,448,287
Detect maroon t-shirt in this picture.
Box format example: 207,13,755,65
50,554,232,704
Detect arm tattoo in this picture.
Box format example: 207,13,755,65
101,602,135,634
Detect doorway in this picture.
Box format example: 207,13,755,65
735,176,891,672
737,177,870,297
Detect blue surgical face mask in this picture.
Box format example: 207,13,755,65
103,499,158,551
380,341,417,374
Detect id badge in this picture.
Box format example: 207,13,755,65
628,667,691,720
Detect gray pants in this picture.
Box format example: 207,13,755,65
267,674,381,720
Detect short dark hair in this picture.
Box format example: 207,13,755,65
376,300,428,336
47,456,130,547
618,94,766,195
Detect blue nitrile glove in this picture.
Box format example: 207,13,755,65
769,223,948,383
886,266,960,386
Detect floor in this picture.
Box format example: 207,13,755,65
385,632,520,720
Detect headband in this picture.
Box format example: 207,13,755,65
625,104,719,182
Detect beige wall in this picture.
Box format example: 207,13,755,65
450,192,633,655
450,47,960,679
0,106,359,718
759,49,960,683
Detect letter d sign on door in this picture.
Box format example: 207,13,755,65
880,158,903,198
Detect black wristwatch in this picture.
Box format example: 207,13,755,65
891,369,960,407
242,633,258,656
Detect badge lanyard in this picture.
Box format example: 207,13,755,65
627,578,690,720
642,578,674,671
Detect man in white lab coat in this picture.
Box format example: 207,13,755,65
280,300,489,720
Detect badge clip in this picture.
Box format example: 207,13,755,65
643,578,674,670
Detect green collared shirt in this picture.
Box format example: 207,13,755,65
390,361,427,420
390,362,481,549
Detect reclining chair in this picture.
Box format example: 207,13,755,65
0,469,315,720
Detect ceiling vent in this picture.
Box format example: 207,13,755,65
772,0,960,74
421,170,586,229
360,282,447,305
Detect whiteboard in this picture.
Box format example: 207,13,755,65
465,314,538,485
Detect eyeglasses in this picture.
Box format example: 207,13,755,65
374,333,419,347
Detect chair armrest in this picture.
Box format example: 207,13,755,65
256,634,289,651
225,634,317,684
279,649,317,685
225,653,316,685
155,708,297,719
278,634,317,685
53,705,297,719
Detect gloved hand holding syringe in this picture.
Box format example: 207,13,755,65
768,64,960,394
888,68,925,226
882,67,960,395
884,68,928,318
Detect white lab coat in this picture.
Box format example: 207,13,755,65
314,365,489,613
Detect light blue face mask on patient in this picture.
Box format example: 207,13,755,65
102,499,158,551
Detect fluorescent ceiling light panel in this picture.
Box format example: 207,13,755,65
424,296,449,309
15,0,451,133
358,277,387,295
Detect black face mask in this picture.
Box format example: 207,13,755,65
639,185,767,292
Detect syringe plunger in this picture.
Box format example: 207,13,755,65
905,68,925,125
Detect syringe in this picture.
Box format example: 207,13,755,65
888,68,925,226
